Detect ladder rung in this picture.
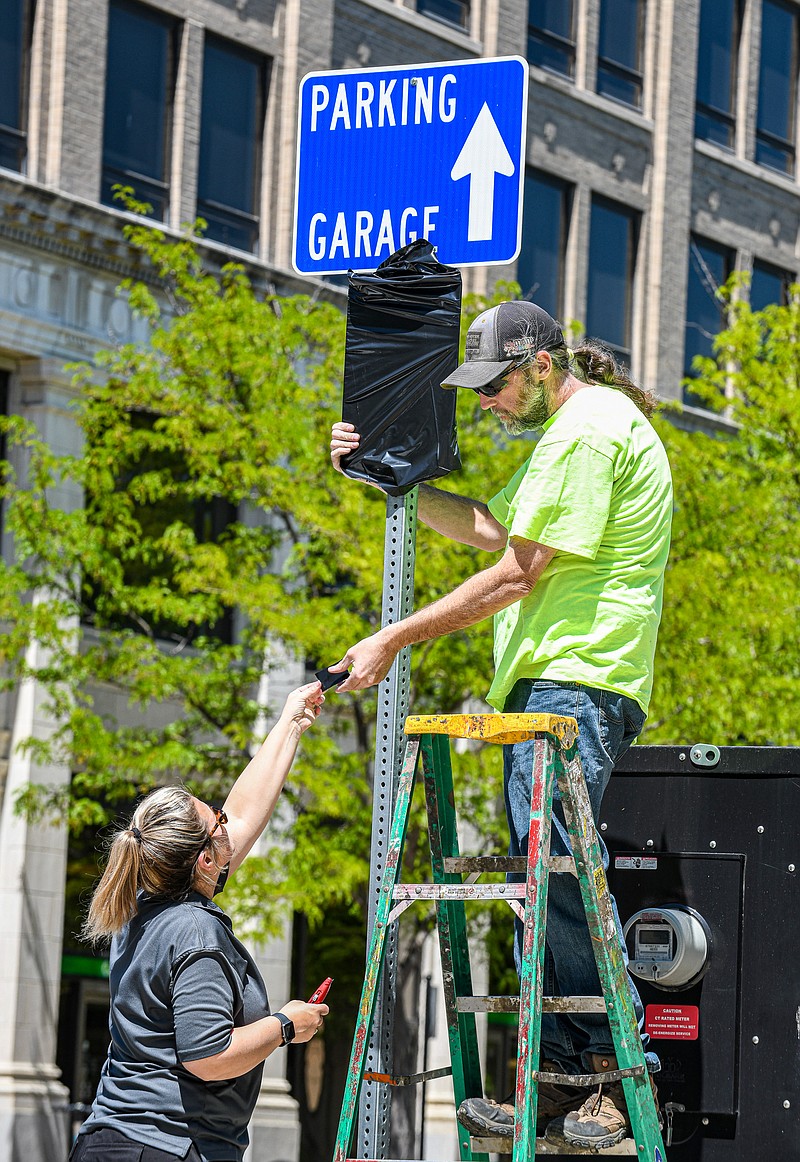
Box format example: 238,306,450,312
392,883,525,902
363,1065,452,1087
471,1135,639,1155
456,995,607,1014
444,855,527,873
443,855,576,875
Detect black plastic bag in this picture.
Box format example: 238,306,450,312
341,239,462,496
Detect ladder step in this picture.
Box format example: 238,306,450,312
404,711,578,746
393,883,526,901
362,1065,452,1087
471,1136,640,1155
443,855,576,875
457,995,607,1014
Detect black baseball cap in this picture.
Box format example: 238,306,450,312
441,301,565,392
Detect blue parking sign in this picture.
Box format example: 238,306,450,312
293,56,529,275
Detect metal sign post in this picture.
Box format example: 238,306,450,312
293,56,529,275
306,54,528,1156
358,488,417,1158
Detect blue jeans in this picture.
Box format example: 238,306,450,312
503,678,659,1074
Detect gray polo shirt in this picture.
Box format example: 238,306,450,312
79,892,269,1160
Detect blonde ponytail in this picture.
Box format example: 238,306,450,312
83,786,209,944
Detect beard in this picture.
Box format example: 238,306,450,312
495,377,550,434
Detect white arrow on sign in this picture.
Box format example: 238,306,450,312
450,103,516,242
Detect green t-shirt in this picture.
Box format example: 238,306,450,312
486,385,673,713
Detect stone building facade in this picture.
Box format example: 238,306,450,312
1,0,799,1158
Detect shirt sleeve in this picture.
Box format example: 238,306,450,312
504,436,615,560
172,950,240,1063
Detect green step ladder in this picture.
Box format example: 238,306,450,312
333,712,667,1161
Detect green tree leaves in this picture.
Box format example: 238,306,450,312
648,277,800,745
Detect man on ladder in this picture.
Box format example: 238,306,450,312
329,300,673,1149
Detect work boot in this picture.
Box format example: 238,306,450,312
560,1081,629,1149
456,1095,515,1138
456,1062,583,1138
557,1052,629,1148
552,1052,661,1150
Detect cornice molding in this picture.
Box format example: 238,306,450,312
0,172,346,304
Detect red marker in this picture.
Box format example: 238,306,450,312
308,977,333,1004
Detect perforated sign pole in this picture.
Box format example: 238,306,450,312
357,489,417,1158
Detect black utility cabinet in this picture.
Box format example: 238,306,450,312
603,745,800,1160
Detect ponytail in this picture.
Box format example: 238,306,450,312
83,786,208,944
83,830,142,944
549,337,659,419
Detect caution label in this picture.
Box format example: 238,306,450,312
645,1004,700,1040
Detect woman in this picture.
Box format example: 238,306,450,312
70,681,329,1162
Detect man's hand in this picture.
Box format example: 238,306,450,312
330,421,386,492
330,421,360,475
327,538,556,696
328,628,401,692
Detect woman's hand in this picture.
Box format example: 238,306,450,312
183,999,330,1080
280,681,325,735
279,999,330,1044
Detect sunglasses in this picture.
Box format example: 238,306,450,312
474,357,534,398
199,807,228,854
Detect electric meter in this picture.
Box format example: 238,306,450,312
623,905,711,990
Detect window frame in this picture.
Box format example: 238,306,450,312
755,0,799,176
596,0,646,110
196,34,269,254
586,194,640,367
694,0,743,148
101,0,178,220
750,259,794,309
683,235,735,405
517,168,572,318
527,0,576,79
416,0,469,31
0,0,34,174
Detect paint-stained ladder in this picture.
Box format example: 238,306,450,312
332,713,667,1161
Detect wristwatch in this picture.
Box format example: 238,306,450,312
274,1012,296,1046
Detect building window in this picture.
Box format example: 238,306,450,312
417,0,469,29
586,197,638,365
597,0,644,108
197,37,267,253
517,170,571,317
751,259,793,309
683,237,734,405
756,0,799,175
528,0,576,78
695,0,742,147
0,0,30,173
101,0,175,220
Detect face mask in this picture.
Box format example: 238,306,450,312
213,862,230,896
